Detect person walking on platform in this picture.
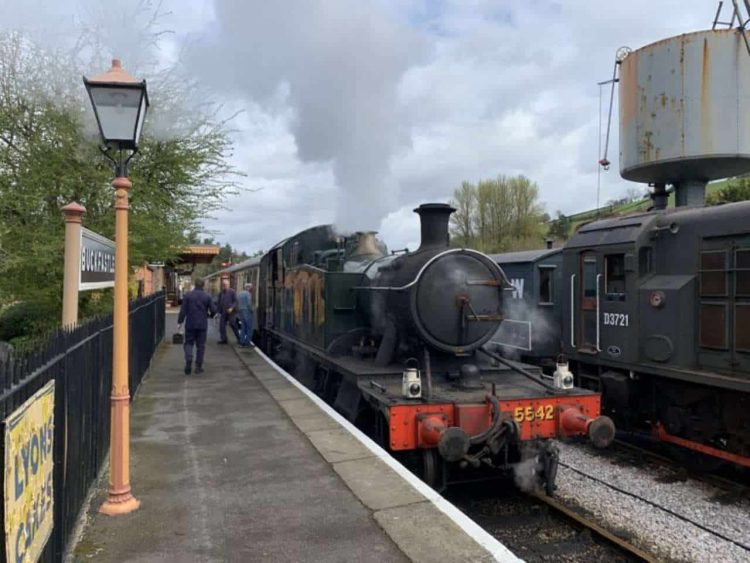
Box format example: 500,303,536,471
218,278,240,344
178,278,216,375
237,283,255,347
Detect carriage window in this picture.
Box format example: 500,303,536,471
639,247,653,276
736,304,750,352
605,254,626,300
736,249,750,297
538,267,554,305
700,303,727,349
583,258,597,298
700,250,727,296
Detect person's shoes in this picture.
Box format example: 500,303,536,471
195,365,204,374
217,340,228,345
184,363,192,375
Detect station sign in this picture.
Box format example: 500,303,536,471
4,380,55,563
80,227,115,291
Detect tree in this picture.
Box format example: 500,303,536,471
450,181,476,247
448,175,546,253
548,211,571,241
706,178,750,205
0,30,239,324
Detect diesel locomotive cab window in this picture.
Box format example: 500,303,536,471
700,250,727,296
538,267,554,305
736,249,750,297
605,254,626,300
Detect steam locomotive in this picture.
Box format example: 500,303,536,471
492,199,750,471
233,203,614,492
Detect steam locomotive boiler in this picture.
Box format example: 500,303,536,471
257,203,614,492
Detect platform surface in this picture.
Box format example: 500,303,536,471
69,312,516,562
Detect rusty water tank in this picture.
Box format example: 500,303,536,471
619,29,750,184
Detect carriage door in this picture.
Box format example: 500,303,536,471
578,252,601,353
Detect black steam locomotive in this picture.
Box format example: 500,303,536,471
252,203,614,492
493,199,750,470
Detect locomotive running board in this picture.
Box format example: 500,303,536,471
653,422,750,468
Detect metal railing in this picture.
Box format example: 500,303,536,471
0,291,165,561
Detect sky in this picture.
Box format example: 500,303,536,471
1,0,713,253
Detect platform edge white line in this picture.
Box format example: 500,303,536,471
252,346,522,563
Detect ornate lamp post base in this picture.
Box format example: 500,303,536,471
100,492,140,515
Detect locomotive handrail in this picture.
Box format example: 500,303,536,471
570,274,576,348
596,273,602,352
479,347,559,394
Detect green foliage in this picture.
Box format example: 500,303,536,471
0,31,239,330
706,178,750,205
449,175,546,253
0,299,58,343
548,211,571,240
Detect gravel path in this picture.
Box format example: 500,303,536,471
555,441,750,563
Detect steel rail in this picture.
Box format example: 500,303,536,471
558,459,750,553
530,491,657,562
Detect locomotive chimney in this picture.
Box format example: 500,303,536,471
414,203,455,251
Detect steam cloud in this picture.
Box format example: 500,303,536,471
188,0,429,230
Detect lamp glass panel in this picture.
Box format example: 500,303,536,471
134,94,147,145
90,86,142,141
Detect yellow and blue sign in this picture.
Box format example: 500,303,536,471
4,380,55,563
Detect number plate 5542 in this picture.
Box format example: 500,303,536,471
513,405,554,423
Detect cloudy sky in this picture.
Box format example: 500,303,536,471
2,0,712,253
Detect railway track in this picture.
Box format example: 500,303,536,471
609,437,750,498
448,484,653,562
553,439,750,562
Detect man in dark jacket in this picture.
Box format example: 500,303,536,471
217,278,240,344
178,278,216,375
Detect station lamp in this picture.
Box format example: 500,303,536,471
83,59,149,516
84,59,149,167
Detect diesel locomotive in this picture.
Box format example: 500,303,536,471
493,200,750,470
245,203,614,492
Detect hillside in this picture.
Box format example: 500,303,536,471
560,180,728,235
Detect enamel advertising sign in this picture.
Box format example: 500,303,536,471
4,380,55,563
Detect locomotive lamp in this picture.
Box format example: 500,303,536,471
553,355,575,390
402,359,422,399
84,59,149,516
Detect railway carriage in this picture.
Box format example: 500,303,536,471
490,247,564,368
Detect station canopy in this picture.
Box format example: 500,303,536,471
170,244,220,274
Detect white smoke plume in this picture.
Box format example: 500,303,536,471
493,287,560,360
186,0,429,230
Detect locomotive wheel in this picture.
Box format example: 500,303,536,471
421,449,447,492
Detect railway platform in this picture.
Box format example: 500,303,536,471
68,312,517,562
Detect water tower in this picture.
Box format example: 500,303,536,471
617,27,750,207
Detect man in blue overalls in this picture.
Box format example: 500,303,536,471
237,283,254,347
178,278,216,375
217,278,241,344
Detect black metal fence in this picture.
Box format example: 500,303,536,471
0,291,165,562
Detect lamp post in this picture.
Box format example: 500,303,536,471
84,59,149,515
